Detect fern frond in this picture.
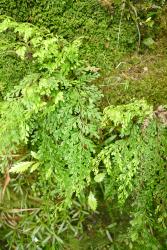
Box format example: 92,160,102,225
88,192,97,211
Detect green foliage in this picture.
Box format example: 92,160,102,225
0,17,102,248
88,192,97,211
93,100,167,249
0,1,167,248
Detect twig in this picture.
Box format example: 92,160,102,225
117,1,126,48
115,61,126,69
1,169,10,201
129,2,141,51
6,208,40,213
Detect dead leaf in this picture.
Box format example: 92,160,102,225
1,169,10,201
86,66,101,73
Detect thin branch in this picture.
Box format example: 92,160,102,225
117,1,126,48
1,169,10,201
130,2,141,51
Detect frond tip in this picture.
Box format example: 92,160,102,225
10,161,34,173
88,192,97,211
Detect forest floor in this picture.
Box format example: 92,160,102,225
96,36,167,109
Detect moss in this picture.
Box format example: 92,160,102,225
97,39,167,107
0,1,167,106
0,0,138,71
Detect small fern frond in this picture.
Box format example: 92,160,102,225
88,192,97,211
10,161,34,173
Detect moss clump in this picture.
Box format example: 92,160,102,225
98,40,167,107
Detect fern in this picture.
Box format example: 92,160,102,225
9,161,35,173
0,16,102,196
0,15,167,250
93,100,167,248
0,17,102,248
88,192,97,211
